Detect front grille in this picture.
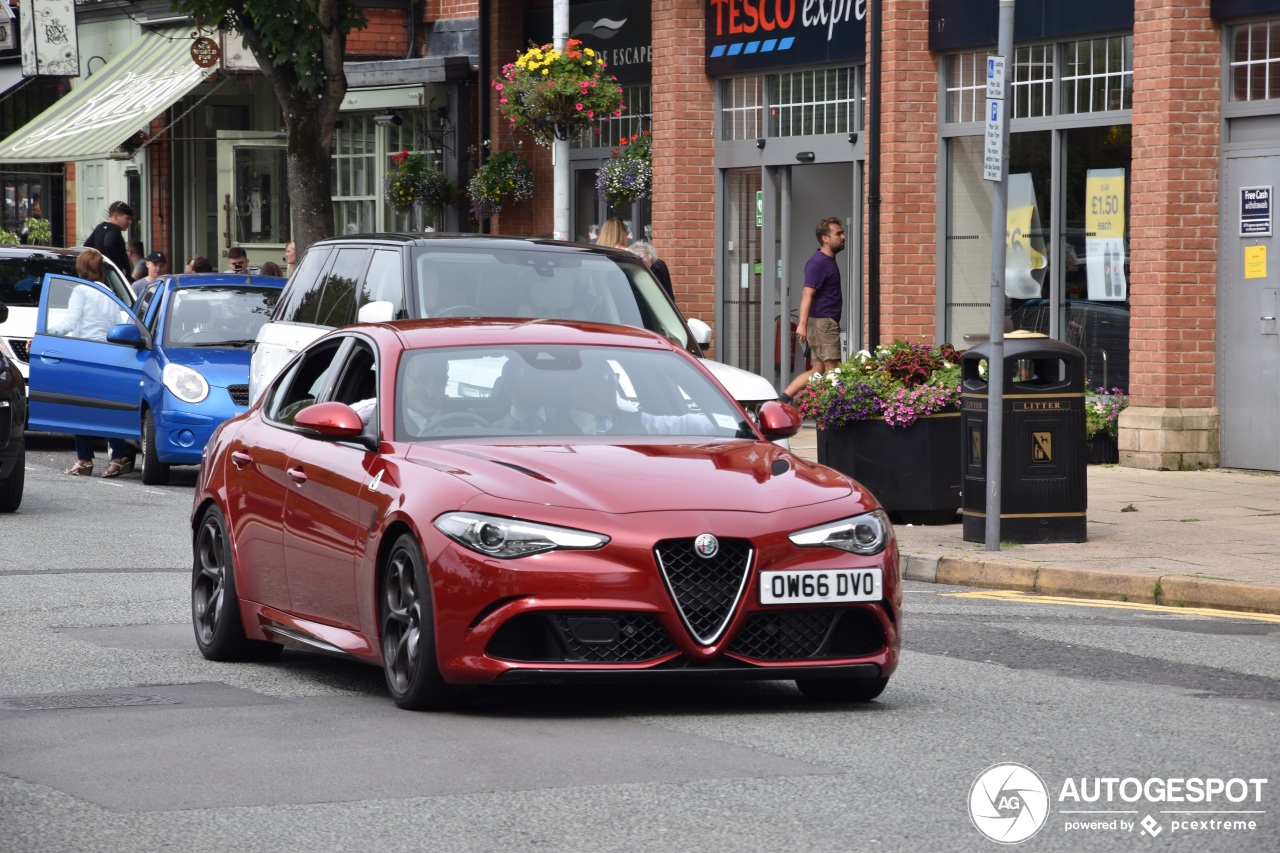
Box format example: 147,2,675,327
227,384,249,406
487,611,676,663
5,338,30,363
655,537,752,645
729,609,840,660
730,608,887,661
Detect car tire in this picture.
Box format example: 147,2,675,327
0,443,24,513
141,410,170,486
796,676,889,703
191,505,282,662
380,533,458,711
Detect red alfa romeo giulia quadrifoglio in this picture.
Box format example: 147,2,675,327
191,319,901,710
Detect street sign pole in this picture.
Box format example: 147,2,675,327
984,0,1016,552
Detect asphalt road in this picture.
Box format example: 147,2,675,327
1,436,1278,852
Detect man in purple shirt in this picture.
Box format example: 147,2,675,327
780,217,845,403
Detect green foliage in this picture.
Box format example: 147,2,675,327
22,218,52,245
467,145,535,220
0,229,19,246
1085,386,1129,439
494,40,624,146
384,151,458,213
174,1,367,93
596,131,652,209
794,341,965,429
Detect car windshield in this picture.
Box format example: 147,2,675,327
395,344,753,441
0,255,79,305
409,246,692,351
165,286,281,347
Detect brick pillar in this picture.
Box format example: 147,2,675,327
486,0,550,236
876,0,938,344
651,1,716,334
1124,0,1221,469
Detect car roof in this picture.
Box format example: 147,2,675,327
0,245,88,261
354,318,676,352
308,232,637,260
163,273,287,290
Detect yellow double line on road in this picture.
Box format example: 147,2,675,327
943,590,1280,624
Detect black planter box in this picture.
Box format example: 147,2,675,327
1085,433,1119,464
816,414,963,525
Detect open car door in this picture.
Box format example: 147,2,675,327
28,274,151,442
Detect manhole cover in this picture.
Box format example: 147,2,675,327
0,693,180,711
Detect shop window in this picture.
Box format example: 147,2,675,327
720,76,764,141
574,85,651,149
948,46,1054,123
720,168,764,372
332,115,378,235
1231,19,1280,102
1061,36,1133,114
767,67,859,137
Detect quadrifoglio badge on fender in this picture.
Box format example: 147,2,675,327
969,763,1270,843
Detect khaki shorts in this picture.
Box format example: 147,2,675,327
806,317,841,362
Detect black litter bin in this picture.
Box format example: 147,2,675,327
960,336,1087,543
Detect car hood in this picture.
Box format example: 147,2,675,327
0,305,36,338
164,346,253,388
699,357,777,401
407,440,854,513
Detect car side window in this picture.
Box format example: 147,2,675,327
266,339,345,426
138,282,162,328
328,340,378,431
301,247,368,328
41,276,130,343
274,246,333,324
360,249,405,318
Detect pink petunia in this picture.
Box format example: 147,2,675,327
494,83,503,91
587,110,594,117
576,103,583,111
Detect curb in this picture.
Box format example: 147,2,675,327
900,553,1280,617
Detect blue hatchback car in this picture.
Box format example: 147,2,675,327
28,273,285,484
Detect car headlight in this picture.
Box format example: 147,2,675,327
163,363,209,404
434,512,609,559
789,510,892,555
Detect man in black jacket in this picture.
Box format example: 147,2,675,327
83,201,134,276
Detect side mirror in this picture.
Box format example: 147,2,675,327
687,317,712,346
294,401,369,441
357,300,395,323
756,400,802,439
106,323,147,348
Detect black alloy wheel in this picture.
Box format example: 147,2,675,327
191,505,281,662
380,534,458,710
141,410,170,486
796,676,890,703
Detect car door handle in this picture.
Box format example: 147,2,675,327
287,467,308,486
230,451,252,469
39,351,63,363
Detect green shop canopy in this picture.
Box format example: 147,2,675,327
0,33,212,163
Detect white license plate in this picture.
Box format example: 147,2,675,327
759,568,883,605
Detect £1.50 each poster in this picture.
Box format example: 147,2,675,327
1086,169,1127,301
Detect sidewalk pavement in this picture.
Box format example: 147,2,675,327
789,425,1280,616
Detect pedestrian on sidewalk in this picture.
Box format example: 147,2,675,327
126,240,146,282
628,240,674,300
779,217,845,404
83,201,134,279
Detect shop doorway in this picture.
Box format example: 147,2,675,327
722,162,858,393
215,133,290,272
1220,150,1280,470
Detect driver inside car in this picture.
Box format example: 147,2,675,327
399,355,451,437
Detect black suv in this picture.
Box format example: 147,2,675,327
0,303,27,512
248,234,777,413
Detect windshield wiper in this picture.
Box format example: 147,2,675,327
187,339,256,347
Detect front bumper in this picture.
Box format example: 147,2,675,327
156,390,246,464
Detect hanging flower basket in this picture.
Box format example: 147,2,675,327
494,39,624,146
467,144,535,220
384,150,458,214
596,130,652,210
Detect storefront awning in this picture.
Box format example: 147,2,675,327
0,32,212,163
